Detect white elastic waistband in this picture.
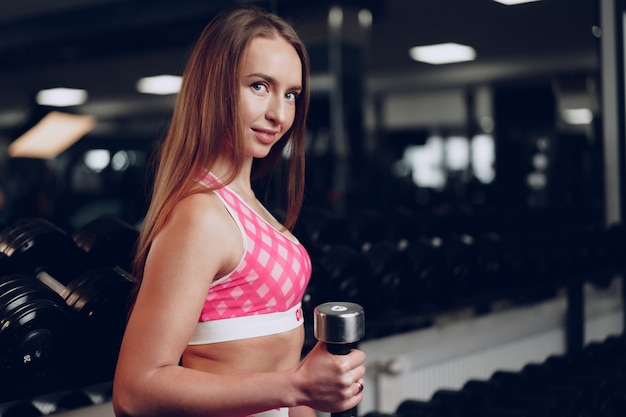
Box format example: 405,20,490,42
188,303,304,345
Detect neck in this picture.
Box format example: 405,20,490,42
211,157,255,198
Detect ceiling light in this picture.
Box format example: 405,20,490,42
409,43,476,65
328,6,343,29
492,0,541,5
136,75,182,95
358,9,373,28
9,111,96,159
36,88,88,107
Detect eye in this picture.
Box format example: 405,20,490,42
285,91,300,101
251,82,268,93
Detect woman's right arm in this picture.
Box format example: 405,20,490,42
112,193,366,417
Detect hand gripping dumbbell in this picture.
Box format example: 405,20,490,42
314,301,365,417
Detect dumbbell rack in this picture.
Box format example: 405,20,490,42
0,217,138,417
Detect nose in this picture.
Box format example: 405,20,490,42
265,95,288,126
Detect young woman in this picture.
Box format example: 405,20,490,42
112,6,366,417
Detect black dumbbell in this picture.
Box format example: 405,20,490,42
429,389,477,416
0,217,91,281
0,273,73,399
395,398,441,417
50,389,95,413
72,215,139,272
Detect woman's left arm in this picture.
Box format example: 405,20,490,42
290,406,317,417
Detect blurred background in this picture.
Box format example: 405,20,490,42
3,1,626,416
0,0,603,230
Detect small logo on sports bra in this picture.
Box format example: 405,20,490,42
295,307,303,322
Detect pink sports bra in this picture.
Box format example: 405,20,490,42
188,172,312,345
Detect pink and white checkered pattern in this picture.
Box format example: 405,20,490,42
198,177,311,321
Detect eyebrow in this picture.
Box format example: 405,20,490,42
246,72,302,92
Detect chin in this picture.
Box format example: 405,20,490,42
247,144,275,159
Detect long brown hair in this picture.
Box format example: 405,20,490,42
132,5,310,292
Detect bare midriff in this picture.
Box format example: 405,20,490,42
182,326,305,374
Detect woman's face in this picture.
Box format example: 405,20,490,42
239,35,302,159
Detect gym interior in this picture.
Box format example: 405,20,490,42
1,0,625,416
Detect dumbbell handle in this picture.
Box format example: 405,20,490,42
314,302,365,417
327,341,359,356
327,341,359,417
37,270,68,297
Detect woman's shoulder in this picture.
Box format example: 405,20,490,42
153,190,240,275
169,190,230,234
175,189,222,213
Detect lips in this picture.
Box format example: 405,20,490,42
252,128,279,144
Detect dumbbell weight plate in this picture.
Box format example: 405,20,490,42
0,218,66,259
0,252,12,276
0,281,49,319
0,218,88,285
72,216,139,272
62,267,134,384
1,293,71,380
63,267,133,318
0,274,65,320
63,266,133,359
0,274,72,382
